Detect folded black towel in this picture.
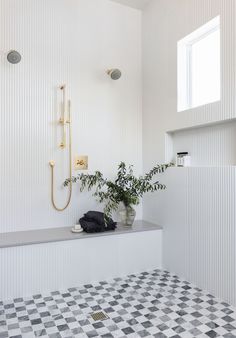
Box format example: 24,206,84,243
79,211,117,233
84,211,115,227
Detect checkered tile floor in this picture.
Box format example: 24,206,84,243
0,269,236,338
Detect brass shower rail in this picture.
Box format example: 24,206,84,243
49,85,72,211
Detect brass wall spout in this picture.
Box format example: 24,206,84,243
49,85,72,211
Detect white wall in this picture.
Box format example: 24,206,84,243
0,0,142,233
142,0,236,306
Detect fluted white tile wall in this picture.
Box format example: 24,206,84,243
161,167,236,306
0,230,162,300
143,0,236,306
0,0,142,233
168,120,236,166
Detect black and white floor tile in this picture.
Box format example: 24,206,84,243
0,270,235,338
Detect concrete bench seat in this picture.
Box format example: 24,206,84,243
0,220,162,249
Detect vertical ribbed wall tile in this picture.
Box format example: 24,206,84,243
169,120,236,166
143,0,236,306
162,167,236,306
0,0,142,233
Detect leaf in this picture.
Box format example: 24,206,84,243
63,162,173,219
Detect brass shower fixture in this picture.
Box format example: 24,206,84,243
59,85,67,149
49,85,72,211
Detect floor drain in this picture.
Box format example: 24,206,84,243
91,311,109,321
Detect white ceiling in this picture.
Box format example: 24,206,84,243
110,0,151,10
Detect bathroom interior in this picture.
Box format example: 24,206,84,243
0,0,236,337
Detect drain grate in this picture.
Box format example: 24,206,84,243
91,311,109,321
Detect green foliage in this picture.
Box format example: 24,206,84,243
64,162,173,219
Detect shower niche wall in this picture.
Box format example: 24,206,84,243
166,119,236,167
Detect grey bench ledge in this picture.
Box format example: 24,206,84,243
0,220,162,249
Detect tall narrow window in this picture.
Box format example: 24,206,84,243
178,16,220,112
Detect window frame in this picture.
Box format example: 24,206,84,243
177,16,221,112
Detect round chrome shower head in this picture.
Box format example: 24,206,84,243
7,50,21,64
107,69,122,80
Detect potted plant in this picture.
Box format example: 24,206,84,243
64,162,172,226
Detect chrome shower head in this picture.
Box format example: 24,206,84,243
107,69,122,80
7,50,21,64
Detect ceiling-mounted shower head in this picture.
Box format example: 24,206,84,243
107,69,122,80
7,50,21,64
